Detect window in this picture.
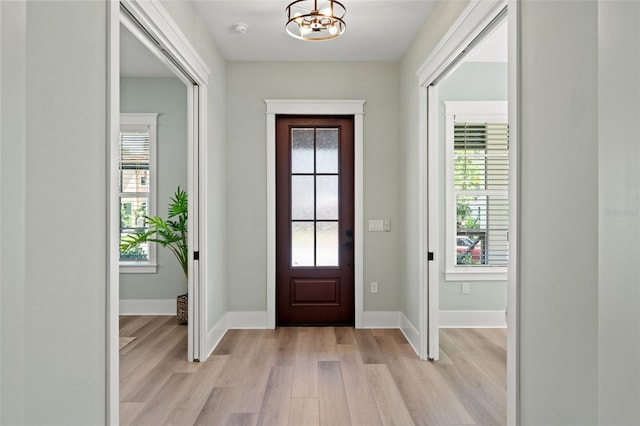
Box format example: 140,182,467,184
119,113,157,273
445,101,508,280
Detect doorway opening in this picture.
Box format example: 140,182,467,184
416,0,517,423
107,1,210,423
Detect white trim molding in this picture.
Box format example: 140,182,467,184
401,314,421,357
206,313,229,359
119,299,175,315
265,99,365,329
120,0,210,85
227,311,269,329
439,310,507,328
363,311,401,328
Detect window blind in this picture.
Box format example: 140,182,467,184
119,129,151,261
454,122,509,266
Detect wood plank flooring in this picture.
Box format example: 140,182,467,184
120,316,506,426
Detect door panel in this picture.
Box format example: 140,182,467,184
276,116,354,326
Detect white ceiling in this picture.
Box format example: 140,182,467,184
190,0,437,61
120,1,507,76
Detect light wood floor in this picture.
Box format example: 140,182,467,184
120,316,506,426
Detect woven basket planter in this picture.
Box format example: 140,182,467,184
176,294,188,324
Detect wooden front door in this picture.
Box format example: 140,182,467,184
276,116,355,326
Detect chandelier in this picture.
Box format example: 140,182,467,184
285,0,346,41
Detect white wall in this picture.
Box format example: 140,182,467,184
120,77,188,301
225,61,402,314
1,1,108,424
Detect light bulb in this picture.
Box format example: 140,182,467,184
300,26,311,35
320,7,332,17
329,24,338,35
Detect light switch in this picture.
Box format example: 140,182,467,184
383,219,391,232
368,219,384,232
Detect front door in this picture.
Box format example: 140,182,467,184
276,116,354,326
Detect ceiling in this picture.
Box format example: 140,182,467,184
190,0,437,62
120,0,507,77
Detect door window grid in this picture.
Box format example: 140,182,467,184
290,127,340,267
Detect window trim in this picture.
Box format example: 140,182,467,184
119,113,158,273
444,101,508,281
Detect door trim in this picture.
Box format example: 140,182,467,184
265,100,365,328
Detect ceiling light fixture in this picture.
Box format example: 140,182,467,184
285,0,346,41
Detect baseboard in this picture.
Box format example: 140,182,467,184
439,310,507,328
119,299,175,315
205,313,229,360
226,311,269,329
362,311,401,328
225,311,405,329
400,313,421,357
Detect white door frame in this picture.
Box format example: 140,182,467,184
415,0,518,423
107,1,211,423
264,100,365,329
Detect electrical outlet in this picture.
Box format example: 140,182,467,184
462,282,470,294
371,282,378,294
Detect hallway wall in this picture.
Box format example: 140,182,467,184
226,61,402,314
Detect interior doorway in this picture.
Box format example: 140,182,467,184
275,116,355,326
416,0,516,423
108,1,210,423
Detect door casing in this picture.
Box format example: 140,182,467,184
265,100,365,329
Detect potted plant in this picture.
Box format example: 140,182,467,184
120,186,189,323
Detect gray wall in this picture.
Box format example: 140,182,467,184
160,0,229,337
1,1,107,424
120,77,188,300
401,0,640,423
226,61,401,312
399,0,471,331
1,1,26,423
0,0,228,423
518,2,599,423
598,3,640,424
438,62,507,311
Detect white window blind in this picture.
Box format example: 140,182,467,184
119,113,157,269
454,121,509,266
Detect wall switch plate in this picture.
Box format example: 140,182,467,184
462,282,470,294
368,220,384,232
371,282,378,293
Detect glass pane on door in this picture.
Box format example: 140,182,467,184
290,127,341,268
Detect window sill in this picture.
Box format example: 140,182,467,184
120,262,157,274
445,268,507,282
